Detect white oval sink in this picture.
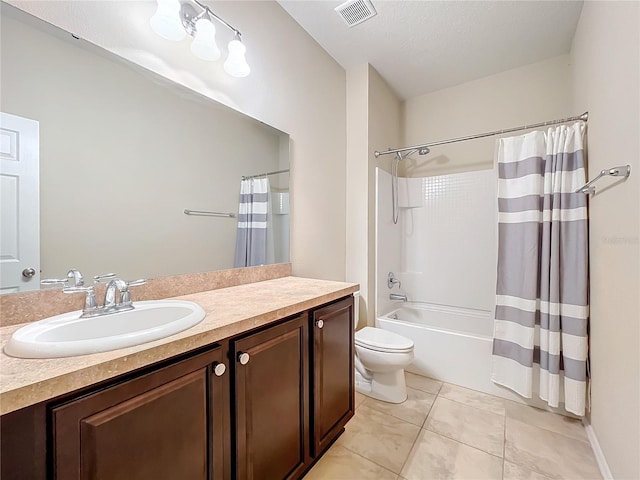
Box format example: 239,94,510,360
4,300,206,359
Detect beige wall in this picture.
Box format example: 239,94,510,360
346,64,369,327
6,0,347,281
570,2,640,478
346,64,402,327
403,55,572,176
367,67,402,325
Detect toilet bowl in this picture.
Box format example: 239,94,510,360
354,326,414,403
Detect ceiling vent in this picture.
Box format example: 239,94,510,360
334,0,377,28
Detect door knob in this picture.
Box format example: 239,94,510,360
238,352,250,365
213,362,226,377
315,319,324,329
22,268,36,279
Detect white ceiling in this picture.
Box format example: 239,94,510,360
278,0,584,100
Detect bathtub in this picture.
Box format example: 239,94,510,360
377,302,526,402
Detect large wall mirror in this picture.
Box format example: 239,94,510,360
0,3,290,294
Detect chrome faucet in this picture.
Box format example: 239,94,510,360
103,278,131,311
67,269,84,287
389,293,408,302
59,271,146,318
40,268,85,288
103,277,146,312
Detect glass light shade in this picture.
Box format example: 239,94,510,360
150,0,186,41
190,18,221,61
224,39,250,77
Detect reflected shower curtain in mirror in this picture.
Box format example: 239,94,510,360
491,122,589,416
234,177,275,268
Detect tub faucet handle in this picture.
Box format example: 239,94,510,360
387,272,401,289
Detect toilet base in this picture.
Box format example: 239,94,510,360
355,369,408,404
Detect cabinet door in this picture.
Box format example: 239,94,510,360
311,296,355,455
233,314,310,480
52,347,227,480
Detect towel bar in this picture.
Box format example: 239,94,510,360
184,209,236,218
576,165,631,195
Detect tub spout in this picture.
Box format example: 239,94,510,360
389,293,408,302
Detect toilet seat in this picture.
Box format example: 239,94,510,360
355,327,414,353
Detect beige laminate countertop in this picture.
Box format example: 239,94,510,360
0,276,358,416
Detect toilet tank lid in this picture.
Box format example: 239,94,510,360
355,326,414,351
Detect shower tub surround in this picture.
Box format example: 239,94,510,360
376,168,497,318
375,168,568,408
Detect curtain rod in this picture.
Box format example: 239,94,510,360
242,168,289,180
374,112,588,158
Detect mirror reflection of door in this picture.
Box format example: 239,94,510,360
0,112,40,293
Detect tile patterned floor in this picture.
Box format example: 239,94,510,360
305,373,602,480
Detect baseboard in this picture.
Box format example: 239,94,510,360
583,418,614,480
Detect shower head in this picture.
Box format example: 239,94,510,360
396,146,430,160
376,145,431,158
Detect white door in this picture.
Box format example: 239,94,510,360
0,112,40,293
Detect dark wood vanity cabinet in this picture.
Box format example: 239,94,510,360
232,314,310,480
310,297,355,456
51,346,228,480
230,297,354,480
0,295,355,480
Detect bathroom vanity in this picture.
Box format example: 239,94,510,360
0,276,358,480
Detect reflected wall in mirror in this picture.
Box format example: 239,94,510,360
0,4,290,294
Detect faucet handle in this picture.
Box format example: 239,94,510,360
93,273,117,284
40,278,70,288
119,279,147,306
62,285,98,311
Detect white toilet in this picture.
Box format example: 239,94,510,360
354,326,415,403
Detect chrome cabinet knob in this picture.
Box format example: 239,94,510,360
213,363,226,377
238,352,250,365
315,319,324,329
22,268,36,279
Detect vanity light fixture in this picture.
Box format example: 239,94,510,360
150,0,250,77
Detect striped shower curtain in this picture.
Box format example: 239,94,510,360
491,122,589,416
234,177,274,268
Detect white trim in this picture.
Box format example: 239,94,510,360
583,418,614,480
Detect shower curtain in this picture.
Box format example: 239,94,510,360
234,177,274,268
491,122,589,416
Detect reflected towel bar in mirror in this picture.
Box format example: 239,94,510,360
576,165,631,195
242,168,289,180
184,209,236,218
